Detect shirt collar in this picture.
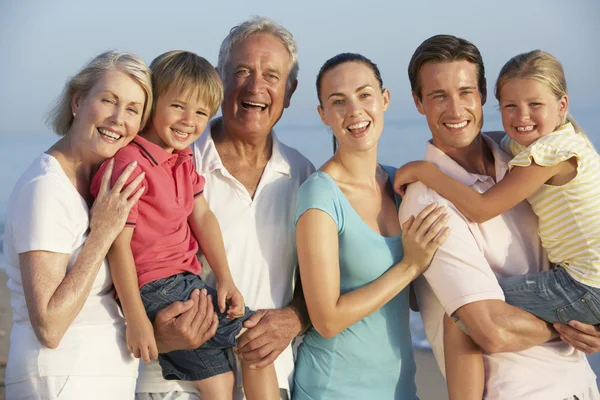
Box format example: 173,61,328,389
131,135,192,166
192,117,291,176
424,133,512,186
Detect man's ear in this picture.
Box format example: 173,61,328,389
412,91,425,115
284,79,298,109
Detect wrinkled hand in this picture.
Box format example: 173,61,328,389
126,313,158,363
90,159,145,241
401,203,450,275
153,288,218,353
394,161,427,197
217,279,245,319
235,308,301,369
554,321,600,354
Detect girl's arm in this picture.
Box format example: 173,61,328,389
444,314,484,400
189,196,243,317
296,203,449,338
107,228,157,363
20,161,145,349
396,160,573,223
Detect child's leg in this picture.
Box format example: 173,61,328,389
241,359,279,400
444,314,484,400
194,371,234,400
499,266,600,325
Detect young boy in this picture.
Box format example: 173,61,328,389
91,50,279,400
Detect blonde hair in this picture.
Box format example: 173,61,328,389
149,50,223,117
495,50,584,134
217,16,299,91
46,50,153,136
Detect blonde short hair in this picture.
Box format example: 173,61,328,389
46,50,153,136
495,50,583,134
149,50,223,117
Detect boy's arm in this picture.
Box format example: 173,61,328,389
189,195,241,316
397,160,567,223
444,314,484,400
107,228,157,363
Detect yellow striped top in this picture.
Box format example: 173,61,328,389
502,123,600,287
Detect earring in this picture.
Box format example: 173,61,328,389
73,112,77,117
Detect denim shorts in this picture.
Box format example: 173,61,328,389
499,266,600,325
140,272,255,381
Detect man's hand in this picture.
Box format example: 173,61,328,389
235,307,302,369
554,321,600,354
153,288,218,353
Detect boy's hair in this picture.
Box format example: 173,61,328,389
408,34,486,100
495,49,583,134
46,50,153,136
149,50,223,117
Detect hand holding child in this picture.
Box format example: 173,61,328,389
126,313,159,363
218,279,245,319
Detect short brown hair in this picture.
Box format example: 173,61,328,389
149,50,223,117
408,34,486,100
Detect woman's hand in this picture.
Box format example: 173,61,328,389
394,161,429,196
401,203,449,275
90,159,145,242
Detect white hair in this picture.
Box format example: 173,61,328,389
217,16,299,90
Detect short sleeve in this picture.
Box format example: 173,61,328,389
293,173,344,233
90,158,146,226
399,183,504,316
12,177,77,254
508,133,582,170
190,169,206,198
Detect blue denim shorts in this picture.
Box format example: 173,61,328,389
140,272,255,381
499,266,600,325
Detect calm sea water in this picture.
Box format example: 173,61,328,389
1,110,599,358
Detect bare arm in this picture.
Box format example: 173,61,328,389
296,204,448,338
188,195,244,317
107,228,157,363
455,299,556,353
397,160,570,223
20,160,144,348
444,314,484,400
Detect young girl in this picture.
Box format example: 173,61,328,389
394,50,600,399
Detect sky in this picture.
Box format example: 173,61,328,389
1,0,599,136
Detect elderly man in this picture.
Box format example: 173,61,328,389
399,34,600,399
136,17,314,400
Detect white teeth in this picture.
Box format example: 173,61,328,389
445,121,468,129
347,121,369,130
516,126,535,132
172,129,189,138
243,101,267,109
98,128,121,140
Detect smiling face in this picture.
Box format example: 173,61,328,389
413,60,486,154
499,78,568,147
220,33,295,138
143,85,211,153
317,61,389,153
71,69,146,161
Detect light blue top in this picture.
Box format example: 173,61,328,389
292,167,417,400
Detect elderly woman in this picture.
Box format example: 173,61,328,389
292,53,449,399
3,51,152,398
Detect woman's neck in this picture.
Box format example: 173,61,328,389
328,147,381,188
48,135,98,199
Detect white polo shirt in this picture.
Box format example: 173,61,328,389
135,119,315,396
399,135,597,400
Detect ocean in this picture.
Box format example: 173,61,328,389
1,109,599,357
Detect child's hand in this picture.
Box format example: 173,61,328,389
126,313,158,363
217,280,245,319
394,161,428,197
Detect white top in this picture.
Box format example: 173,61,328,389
3,153,138,384
399,136,596,400
136,119,315,395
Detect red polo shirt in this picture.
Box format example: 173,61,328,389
91,136,205,288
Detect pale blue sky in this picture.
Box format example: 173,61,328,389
1,0,599,136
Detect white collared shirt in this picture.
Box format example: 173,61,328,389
136,119,315,395
399,135,597,400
